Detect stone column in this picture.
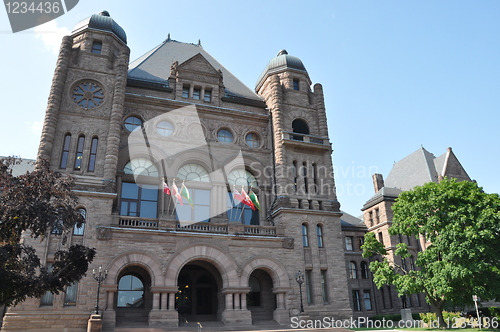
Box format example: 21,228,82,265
103,51,130,182
168,292,176,310
234,293,240,310
225,293,233,310
276,292,285,309
101,285,117,328
240,293,247,310
152,293,160,310
267,74,288,194
161,293,168,310
314,83,329,137
37,35,73,164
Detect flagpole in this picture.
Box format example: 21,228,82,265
170,179,180,217
229,185,237,222
237,185,246,223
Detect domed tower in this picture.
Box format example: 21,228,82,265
37,10,130,190
256,51,351,318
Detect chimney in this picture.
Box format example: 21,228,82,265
372,173,384,192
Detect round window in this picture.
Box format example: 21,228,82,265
124,116,143,132
217,129,233,143
72,81,105,109
245,133,260,148
156,121,174,136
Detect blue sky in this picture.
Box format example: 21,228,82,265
1,1,499,216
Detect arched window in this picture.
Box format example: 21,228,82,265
117,275,144,307
121,159,159,219
74,135,85,170
316,225,324,248
227,169,260,225
349,261,357,279
360,261,369,279
312,163,318,193
73,208,86,236
60,133,71,169
227,169,258,189
87,137,98,172
124,158,159,177
302,224,309,247
293,160,298,192
302,162,308,194
177,163,210,182
176,164,211,223
247,275,261,307
292,119,309,141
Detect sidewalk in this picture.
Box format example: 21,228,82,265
103,320,352,332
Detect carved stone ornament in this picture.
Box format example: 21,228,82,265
282,237,294,249
97,227,112,240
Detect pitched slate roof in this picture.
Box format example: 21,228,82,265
384,147,470,191
128,38,263,102
340,211,367,229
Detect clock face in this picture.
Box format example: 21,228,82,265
72,81,105,109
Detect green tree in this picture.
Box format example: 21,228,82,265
0,157,96,307
362,178,500,327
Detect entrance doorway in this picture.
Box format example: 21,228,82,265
248,269,275,322
115,266,152,326
177,262,221,321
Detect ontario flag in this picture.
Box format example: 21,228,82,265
180,183,194,208
172,181,183,206
162,179,171,195
248,190,261,211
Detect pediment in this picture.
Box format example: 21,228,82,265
178,53,221,76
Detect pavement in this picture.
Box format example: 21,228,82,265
103,320,353,332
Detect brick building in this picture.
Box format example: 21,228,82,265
2,11,352,331
360,146,471,315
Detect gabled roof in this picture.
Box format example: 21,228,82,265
128,38,263,102
385,147,438,191
384,147,470,192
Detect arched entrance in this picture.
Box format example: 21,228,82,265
247,269,275,322
115,266,152,326
177,261,222,322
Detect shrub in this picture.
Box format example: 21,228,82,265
419,311,461,325
371,314,401,322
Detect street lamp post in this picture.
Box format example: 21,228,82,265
92,266,108,316
295,270,304,313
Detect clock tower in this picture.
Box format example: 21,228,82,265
37,10,129,191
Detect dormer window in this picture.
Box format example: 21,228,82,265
91,41,102,54
293,79,299,90
193,87,201,100
182,85,189,98
204,89,212,102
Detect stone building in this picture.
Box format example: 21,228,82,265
360,146,471,315
2,11,352,331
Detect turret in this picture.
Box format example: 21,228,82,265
256,50,338,211
37,11,130,191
